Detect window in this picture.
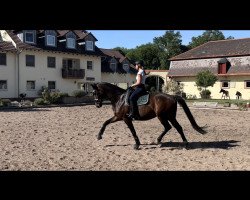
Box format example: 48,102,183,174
47,35,56,46
86,77,95,81
0,53,6,65
245,80,250,88
67,38,75,49
221,81,230,88
0,80,7,90
26,55,35,67
25,31,35,43
48,81,56,90
26,81,35,90
47,57,56,68
87,61,93,70
86,41,93,51
123,64,129,68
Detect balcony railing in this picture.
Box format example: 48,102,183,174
62,68,85,79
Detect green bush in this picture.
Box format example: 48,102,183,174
200,89,211,99
50,92,69,104
72,90,87,98
0,99,11,107
34,98,46,105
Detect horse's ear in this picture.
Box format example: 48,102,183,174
91,83,97,89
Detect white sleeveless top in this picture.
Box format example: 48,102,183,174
136,69,146,84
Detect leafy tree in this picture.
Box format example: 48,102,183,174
153,30,188,69
189,30,234,49
113,47,131,56
195,70,218,99
126,43,161,69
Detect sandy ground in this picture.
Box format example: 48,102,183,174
0,104,249,171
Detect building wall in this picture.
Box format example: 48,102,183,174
101,73,136,89
0,52,16,98
1,50,101,98
173,76,250,100
171,56,250,68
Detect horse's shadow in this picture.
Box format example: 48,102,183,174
104,140,240,150
159,140,240,150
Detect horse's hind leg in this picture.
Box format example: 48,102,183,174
97,116,119,140
156,115,172,144
168,117,188,147
123,118,141,150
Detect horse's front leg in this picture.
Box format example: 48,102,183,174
97,116,119,140
123,118,141,150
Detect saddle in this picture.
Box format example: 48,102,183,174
124,88,150,106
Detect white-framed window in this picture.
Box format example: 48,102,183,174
47,57,56,68
0,80,7,90
26,81,35,90
245,80,250,89
47,35,56,46
0,53,6,66
48,81,56,90
87,61,93,70
221,80,230,89
25,31,35,44
86,41,93,51
67,38,76,49
26,55,35,67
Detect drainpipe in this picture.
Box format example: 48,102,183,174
16,48,22,98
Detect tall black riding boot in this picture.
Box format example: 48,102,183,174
127,100,140,120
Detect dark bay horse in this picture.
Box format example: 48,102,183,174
91,82,207,150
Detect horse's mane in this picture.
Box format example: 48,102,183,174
97,82,126,95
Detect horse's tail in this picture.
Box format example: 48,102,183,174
174,95,207,134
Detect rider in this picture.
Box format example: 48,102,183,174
127,60,146,120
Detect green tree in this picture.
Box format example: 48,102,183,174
189,30,234,49
126,43,161,69
113,47,131,56
195,70,218,99
153,30,188,69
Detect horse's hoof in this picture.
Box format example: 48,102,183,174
133,144,140,150
156,140,162,145
97,135,102,140
183,142,189,149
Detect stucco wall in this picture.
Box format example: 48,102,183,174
101,73,136,89
1,50,101,98
173,76,250,100
0,52,16,98
171,56,250,68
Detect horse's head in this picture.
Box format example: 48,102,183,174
219,89,223,93
91,83,104,108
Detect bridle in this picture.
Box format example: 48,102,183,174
92,89,103,107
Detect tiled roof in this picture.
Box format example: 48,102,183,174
169,38,250,61
100,48,136,74
0,41,16,52
6,30,103,56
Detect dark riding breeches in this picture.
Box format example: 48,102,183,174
129,85,145,103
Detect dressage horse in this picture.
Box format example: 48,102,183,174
91,82,207,150
220,89,230,99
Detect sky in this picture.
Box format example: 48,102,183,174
88,30,250,49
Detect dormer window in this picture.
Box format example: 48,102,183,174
110,58,117,72
86,41,93,51
218,58,230,74
24,30,35,44
47,35,55,46
45,30,57,47
67,38,75,49
66,31,76,49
